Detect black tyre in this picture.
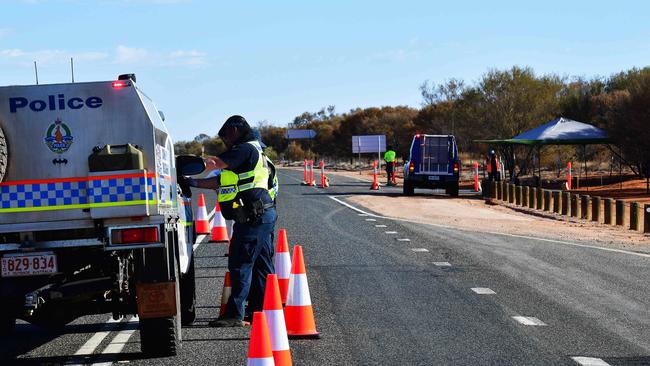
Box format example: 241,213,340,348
0,126,7,182
180,256,196,326
403,181,414,196
140,317,178,357
449,182,459,197
0,315,15,336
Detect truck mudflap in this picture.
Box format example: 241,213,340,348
136,281,178,319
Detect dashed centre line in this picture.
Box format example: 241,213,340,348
471,287,496,295
365,218,377,222
512,316,547,326
433,262,451,266
384,231,398,234
411,248,429,252
375,224,387,228
571,357,611,366
397,238,410,242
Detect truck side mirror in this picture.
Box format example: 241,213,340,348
176,155,205,176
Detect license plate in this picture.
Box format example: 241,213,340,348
1,252,58,277
428,176,440,181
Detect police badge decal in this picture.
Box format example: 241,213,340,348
44,118,74,154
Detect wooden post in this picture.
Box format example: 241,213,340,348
522,186,529,208
603,198,614,225
630,202,640,231
536,188,543,210
543,190,551,212
515,186,522,206
644,204,650,233
561,191,570,216
571,194,580,218
615,200,626,226
591,196,601,223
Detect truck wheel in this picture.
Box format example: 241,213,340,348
0,315,15,336
180,256,196,326
140,317,178,357
403,181,414,196
0,126,8,182
449,183,459,197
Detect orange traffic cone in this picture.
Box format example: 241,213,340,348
263,274,292,366
370,161,380,190
247,312,275,366
210,200,229,243
195,193,210,235
284,245,320,339
274,229,292,304
218,271,231,317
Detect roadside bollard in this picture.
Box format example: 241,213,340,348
571,194,580,218
552,191,561,214
615,200,626,226
603,198,614,225
591,196,601,223
309,159,315,186
508,183,515,203
491,181,498,199
319,160,326,188
501,182,507,202
580,195,590,220
535,188,544,210
515,186,522,206
474,162,480,192
630,202,640,231
542,189,551,212
561,191,570,216
303,159,308,184
644,204,650,233
522,186,529,207
529,187,537,209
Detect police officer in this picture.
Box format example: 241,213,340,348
384,146,396,186
189,115,277,327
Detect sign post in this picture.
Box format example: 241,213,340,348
352,135,386,175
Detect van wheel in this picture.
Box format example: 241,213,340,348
140,317,178,357
449,183,459,197
0,315,15,336
0,126,8,182
403,181,414,196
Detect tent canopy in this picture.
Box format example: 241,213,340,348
476,117,610,145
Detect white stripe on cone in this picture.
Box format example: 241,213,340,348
264,309,290,351
274,252,291,279
286,273,312,306
247,357,275,366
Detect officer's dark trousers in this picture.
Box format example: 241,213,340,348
225,208,277,320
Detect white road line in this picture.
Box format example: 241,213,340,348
364,218,377,222
91,317,139,366
433,261,451,266
328,195,650,259
512,316,547,326
411,248,429,252
385,231,398,234
471,287,496,295
71,318,121,359
397,238,411,242
358,214,368,217
375,224,387,228
571,356,610,366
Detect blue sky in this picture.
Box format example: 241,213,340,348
1,0,649,141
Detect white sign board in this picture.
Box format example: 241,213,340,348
352,135,386,154
286,129,316,139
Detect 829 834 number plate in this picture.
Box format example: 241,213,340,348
1,252,58,277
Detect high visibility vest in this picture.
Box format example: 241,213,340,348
218,141,271,205
384,150,396,163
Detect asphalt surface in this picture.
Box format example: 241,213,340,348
2,167,650,365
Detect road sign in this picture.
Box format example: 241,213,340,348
351,135,386,154
286,129,316,139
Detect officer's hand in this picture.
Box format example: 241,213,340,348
203,156,218,170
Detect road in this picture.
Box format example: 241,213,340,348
2,167,650,365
